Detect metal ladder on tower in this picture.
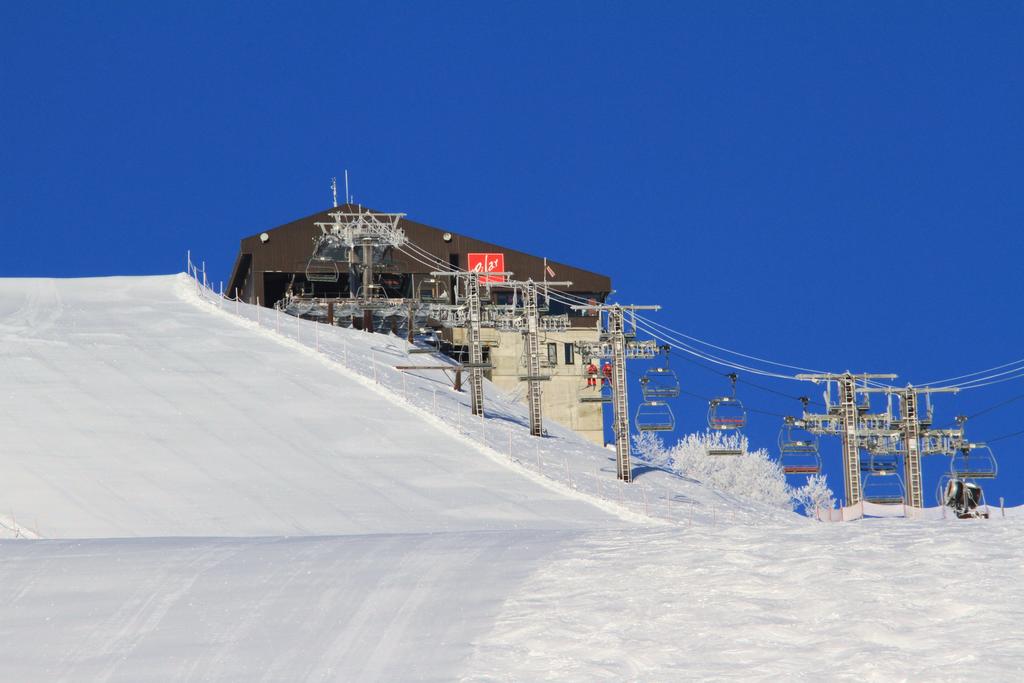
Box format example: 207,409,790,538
902,389,922,508
465,272,485,417
609,307,632,482
523,281,544,436
839,375,862,506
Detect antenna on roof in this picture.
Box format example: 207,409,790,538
344,169,351,205
331,177,338,208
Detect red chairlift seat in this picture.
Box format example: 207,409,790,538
708,399,747,431
779,418,821,475
708,374,747,431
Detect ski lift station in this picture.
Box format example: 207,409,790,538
220,194,1005,510
226,203,613,445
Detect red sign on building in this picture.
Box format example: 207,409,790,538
467,253,506,283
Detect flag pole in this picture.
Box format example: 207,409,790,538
542,257,548,305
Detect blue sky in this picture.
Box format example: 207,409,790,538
2,2,1022,505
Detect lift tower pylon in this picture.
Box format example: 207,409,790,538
796,372,897,506
573,303,660,483
861,384,959,508
430,269,513,418
903,389,922,507
465,272,485,417
518,279,571,436
609,308,630,480
839,374,861,506
523,281,543,435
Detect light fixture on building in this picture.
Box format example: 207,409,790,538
442,232,453,242
260,232,270,244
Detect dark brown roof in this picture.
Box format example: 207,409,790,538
228,204,612,297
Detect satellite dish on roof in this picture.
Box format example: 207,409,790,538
259,232,270,243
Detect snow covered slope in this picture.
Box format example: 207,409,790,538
466,520,1024,681
1,273,1021,682
0,275,619,538
0,531,581,681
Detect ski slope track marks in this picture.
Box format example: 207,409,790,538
0,274,1020,681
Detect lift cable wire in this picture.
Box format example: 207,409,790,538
403,235,1024,393
547,287,893,388
543,322,824,409
629,318,799,380
401,238,1024,439
398,235,1014,393
933,363,1024,388
633,311,826,375
936,368,1024,391
396,243,454,274
399,238,942,419
676,388,787,419
399,235,883,385
921,356,1024,387
402,244,453,271
539,288,804,380
542,284,856,383
967,392,1024,420
983,428,1024,444
399,236,1024,460
738,376,825,407
535,327,807,420
626,327,826,404
547,287,829,377
540,327,794,421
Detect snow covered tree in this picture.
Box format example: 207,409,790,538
791,474,835,518
633,431,792,508
632,431,671,468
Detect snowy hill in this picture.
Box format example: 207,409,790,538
0,275,623,537
0,274,1020,681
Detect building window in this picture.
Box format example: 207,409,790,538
547,343,558,366
564,342,575,365
451,345,490,366
448,253,460,269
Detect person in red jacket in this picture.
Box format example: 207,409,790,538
585,360,598,389
602,361,613,387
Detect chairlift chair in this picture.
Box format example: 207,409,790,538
418,276,439,302
305,257,340,283
708,373,747,431
950,444,997,479
357,283,387,300
861,452,899,474
408,328,441,354
580,358,611,403
860,454,905,504
640,371,681,401
640,345,680,400
580,382,613,404
778,417,821,474
635,401,675,432
706,445,743,457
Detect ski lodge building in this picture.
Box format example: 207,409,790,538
226,205,613,444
